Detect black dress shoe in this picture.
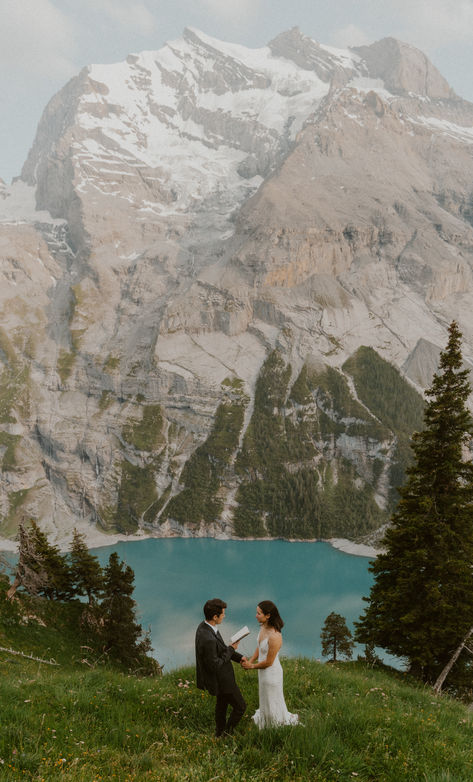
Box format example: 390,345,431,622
215,730,233,739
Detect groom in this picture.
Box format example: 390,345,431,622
195,598,247,737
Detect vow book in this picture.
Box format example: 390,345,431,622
231,625,250,644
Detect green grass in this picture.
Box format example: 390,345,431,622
122,405,164,452
104,355,120,372
0,350,30,426
342,347,425,508
1,590,473,781
57,349,76,384
0,432,21,470
98,390,114,412
164,391,247,528
1,654,473,781
234,353,387,539
114,461,159,534
0,489,29,536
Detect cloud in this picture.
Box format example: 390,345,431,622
199,0,262,24
0,0,76,78
330,24,372,49
356,0,473,52
329,1,473,60
80,0,158,38
395,0,473,50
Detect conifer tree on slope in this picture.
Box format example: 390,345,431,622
321,612,354,662
30,520,74,601
101,552,152,669
9,521,72,601
356,321,473,683
7,522,49,599
69,528,104,604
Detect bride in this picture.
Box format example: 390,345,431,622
242,600,299,728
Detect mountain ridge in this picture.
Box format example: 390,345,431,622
1,28,473,547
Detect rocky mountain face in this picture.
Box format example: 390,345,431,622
1,27,473,547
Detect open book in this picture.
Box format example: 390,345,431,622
231,625,250,644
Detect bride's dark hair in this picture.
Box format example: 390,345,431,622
258,600,284,632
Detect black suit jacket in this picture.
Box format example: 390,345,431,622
195,621,243,696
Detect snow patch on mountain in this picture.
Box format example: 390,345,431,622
414,116,473,144
74,28,338,216
348,76,393,100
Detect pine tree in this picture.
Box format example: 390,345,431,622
69,529,104,603
7,522,49,599
321,612,354,662
101,552,153,670
29,521,73,600
356,321,473,683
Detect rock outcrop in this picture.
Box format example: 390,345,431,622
1,28,473,546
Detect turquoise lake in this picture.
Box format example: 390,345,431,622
92,538,384,672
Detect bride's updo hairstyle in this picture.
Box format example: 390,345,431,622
258,600,284,632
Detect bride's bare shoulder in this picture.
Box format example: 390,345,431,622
268,628,282,645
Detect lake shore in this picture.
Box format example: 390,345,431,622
0,528,380,558
2,534,380,669
326,537,379,558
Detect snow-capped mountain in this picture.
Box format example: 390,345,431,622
1,28,473,547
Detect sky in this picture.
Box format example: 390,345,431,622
1,0,473,184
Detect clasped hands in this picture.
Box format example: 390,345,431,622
230,640,253,668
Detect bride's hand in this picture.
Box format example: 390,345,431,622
241,659,253,669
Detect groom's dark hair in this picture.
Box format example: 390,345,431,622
203,598,227,620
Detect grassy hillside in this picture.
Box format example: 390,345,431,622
1,593,473,781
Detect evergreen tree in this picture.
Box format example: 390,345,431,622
30,521,73,600
321,612,354,662
7,522,49,599
356,322,473,683
101,552,153,670
69,529,104,603
362,642,382,667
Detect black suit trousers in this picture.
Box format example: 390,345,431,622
215,686,246,736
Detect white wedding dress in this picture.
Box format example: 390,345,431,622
252,635,299,729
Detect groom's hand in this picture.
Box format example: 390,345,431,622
230,640,240,649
